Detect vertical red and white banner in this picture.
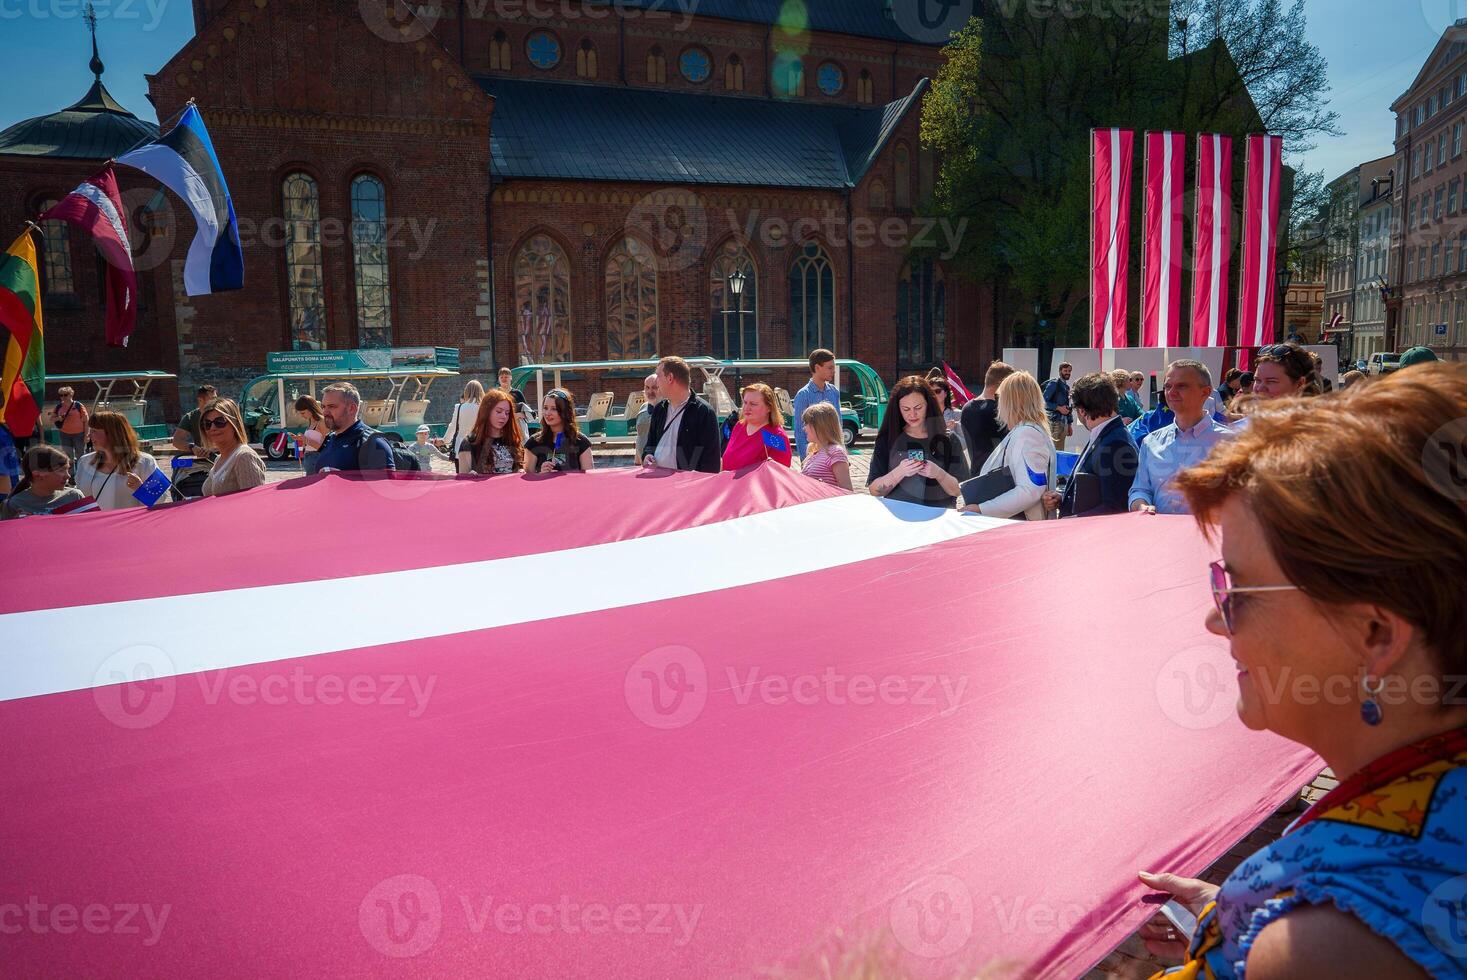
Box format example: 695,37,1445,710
1091,128,1134,349
1237,134,1284,349
1142,131,1185,347
1190,134,1233,347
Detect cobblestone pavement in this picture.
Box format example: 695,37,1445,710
251,439,1320,974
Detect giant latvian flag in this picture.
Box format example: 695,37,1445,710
0,228,44,438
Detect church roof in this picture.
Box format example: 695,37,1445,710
479,77,928,190
584,0,958,45
0,53,157,160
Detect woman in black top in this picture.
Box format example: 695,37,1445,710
866,376,968,508
459,388,525,475
525,389,594,472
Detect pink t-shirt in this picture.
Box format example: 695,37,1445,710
721,422,793,471
801,443,849,486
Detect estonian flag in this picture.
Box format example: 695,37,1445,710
118,105,243,296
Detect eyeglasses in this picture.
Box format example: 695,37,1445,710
201,416,233,430
1209,560,1300,635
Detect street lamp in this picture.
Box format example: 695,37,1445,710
1276,266,1293,339
728,267,746,298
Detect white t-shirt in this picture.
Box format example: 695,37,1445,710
653,393,690,469
74,452,160,510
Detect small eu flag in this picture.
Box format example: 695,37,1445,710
762,429,789,453
132,468,174,507
1056,451,1079,479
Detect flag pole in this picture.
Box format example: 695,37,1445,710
110,97,197,165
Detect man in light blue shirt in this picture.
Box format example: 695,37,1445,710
791,348,841,460
1129,359,1234,515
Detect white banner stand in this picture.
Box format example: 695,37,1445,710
1001,348,1040,381
1044,350,1101,451
1305,345,1341,389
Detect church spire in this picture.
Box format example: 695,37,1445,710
86,2,104,80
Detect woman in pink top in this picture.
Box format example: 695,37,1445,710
720,382,793,470
799,401,852,489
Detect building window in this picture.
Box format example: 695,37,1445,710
919,145,935,202
708,241,758,359
896,258,946,369
1409,197,1417,228
1457,122,1464,157
36,198,74,298
894,143,911,210
789,241,835,353
773,52,804,97
1460,231,1467,272
1433,241,1442,277
1413,147,1421,178
1449,237,1457,276
679,47,711,83
490,30,511,71
282,173,327,351
1457,297,1465,344
869,178,887,209
817,61,844,96
514,234,572,364
1431,95,1438,116
349,174,392,348
576,39,598,79
527,31,561,70
1407,249,1415,282
1452,180,1460,214
724,54,744,91
1437,187,1445,220
604,238,658,359
856,69,873,104
646,46,666,84
1440,132,1449,166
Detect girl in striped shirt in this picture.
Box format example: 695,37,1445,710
799,402,852,490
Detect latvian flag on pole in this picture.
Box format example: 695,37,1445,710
1141,132,1185,348
39,166,138,348
1091,128,1133,349
1237,134,1284,350
1191,134,1233,347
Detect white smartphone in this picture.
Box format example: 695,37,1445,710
1160,899,1198,942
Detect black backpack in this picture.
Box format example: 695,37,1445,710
390,443,421,472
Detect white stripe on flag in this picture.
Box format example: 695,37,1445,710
0,495,1012,704
1254,137,1273,341
1210,135,1224,346
75,182,133,262
1105,128,1121,347
116,142,220,295
1160,134,1173,337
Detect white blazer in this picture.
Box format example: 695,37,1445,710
443,400,480,453
973,421,1055,521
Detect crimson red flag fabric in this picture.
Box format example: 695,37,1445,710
0,466,1319,977
1142,131,1185,348
39,165,137,347
1091,128,1134,349
1237,135,1284,350
941,361,973,406
1191,134,1233,347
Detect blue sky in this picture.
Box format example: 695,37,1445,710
0,0,1453,182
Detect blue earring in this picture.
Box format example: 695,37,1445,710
1361,675,1384,726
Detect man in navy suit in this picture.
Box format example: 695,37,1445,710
1043,372,1138,518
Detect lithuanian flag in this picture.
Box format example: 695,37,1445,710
0,228,44,438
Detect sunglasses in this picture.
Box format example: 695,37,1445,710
1257,344,1292,359
1208,560,1300,635
201,416,233,430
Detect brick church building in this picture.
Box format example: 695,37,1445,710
1,0,986,417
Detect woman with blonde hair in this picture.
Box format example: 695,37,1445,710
798,401,851,489
199,398,267,497
961,371,1055,520
721,382,793,470
1139,363,1467,978
443,379,484,457
459,388,525,475
74,411,160,510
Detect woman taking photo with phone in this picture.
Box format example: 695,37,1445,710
199,398,267,497
74,411,160,511
866,377,967,508
459,388,525,475
720,383,793,470
290,395,330,466
524,389,594,473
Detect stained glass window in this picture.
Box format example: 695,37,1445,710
789,242,835,353
709,242,758,359
527,32,561,70
605,238,658,359
350,174,392,348
514,235,573,364
817,62,844,96
38,199,74,297
897,259,946,370
680,47,711,83
282,173,327,350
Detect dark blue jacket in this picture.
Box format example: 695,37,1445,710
1060,416,1138,518
306,420,395,474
